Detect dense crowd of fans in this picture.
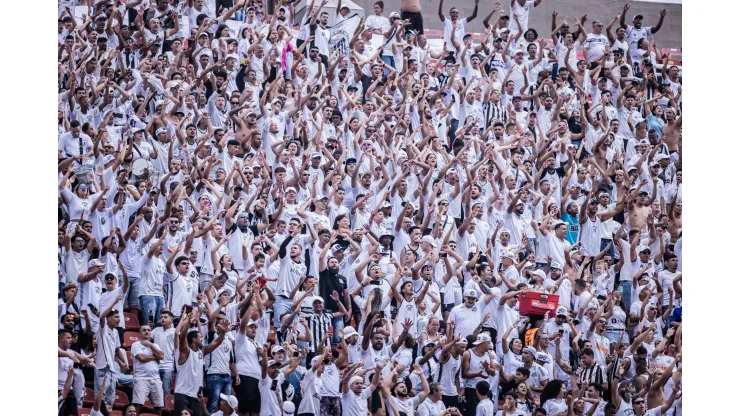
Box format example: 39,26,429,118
57,0,683,415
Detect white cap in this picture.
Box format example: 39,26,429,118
285,187,297,194
225,53,239,61
88,259,104,267
473,332,492,345
556,306,569,316
421,235,437,247
349,375,364,385
219,394,239,409
550,262,563,270
283,401,296,415
271,345,285,354
246,320,258,327
464,289,478,299
503,251,517,260
343,326,359,338
530,270,546,280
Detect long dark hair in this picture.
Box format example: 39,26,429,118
540,379,566,407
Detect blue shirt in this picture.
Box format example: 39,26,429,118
562,213,580,245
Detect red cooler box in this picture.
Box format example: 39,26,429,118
518,292,560,316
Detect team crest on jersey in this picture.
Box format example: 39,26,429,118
406,304,413,311
471,306,477,312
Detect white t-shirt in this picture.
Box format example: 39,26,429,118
151,326,176,371
418,398,447,416
341,386,372,416
140,255,166,298
131,340,161,379
442,18,467,50
297,369,322,414
583,33,610,62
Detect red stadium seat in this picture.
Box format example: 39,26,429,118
113,390,129,409
164,395,176,412
124,312,140,331
110,411,123,416
143,397,155,412
83,387,94,407
123,331,140,349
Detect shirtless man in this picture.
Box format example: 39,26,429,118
666,197,682,243
661,107,681,152
401,0,423,33
627,179,651,232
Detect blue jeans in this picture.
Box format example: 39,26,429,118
94,367,117,405
273,295,292,328
331,315,345,345
160,368,174,396
139,295,164,327
620,281,632,313
206,374,232,413
127,276,140,309
600,238,615,259
381,55,395,76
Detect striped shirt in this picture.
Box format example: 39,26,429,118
483,101,508,129
579,363,607,387
307,311,333,352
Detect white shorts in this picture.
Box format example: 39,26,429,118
132,378,164,407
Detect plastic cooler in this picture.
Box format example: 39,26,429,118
518,292,560,317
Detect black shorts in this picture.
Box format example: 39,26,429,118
401,11,424,34
442,304,455,314
442,394,459,409
174,393,202,416
234,375,261,414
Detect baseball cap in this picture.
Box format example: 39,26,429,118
88,259,104,267
220,394,239,409
556,306,568,317
503,251,517,260
285,187,297,194
283,401,296,415
464,289,479,299
473,333,492,345
550,262,563,270
530,270,546,280
246,320,258,327
523,346,537,356
267,360,279,367
535,352,549,362
271,345,285,354
421,236,438,247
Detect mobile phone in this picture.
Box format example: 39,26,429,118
441,252,448,258
370,280,381,286
328,325,334,335
293,351,300,357
378,311,385,319
87,303,95,310
558,329,565,335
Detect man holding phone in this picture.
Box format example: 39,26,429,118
77,259,106,335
